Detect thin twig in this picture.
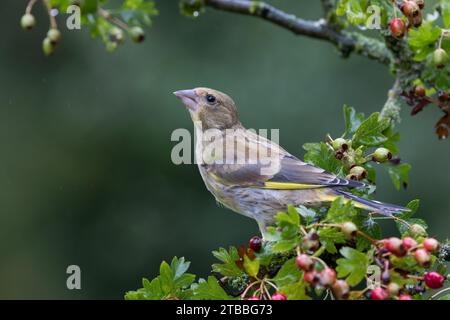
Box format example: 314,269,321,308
26,0,38,14
43,0,57,29
98,7,129,30
204,0,392,64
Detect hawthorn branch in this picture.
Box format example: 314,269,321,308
204,0,392,65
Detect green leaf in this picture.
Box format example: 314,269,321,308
212,247,243,277
336,247,369,286
439,294,450,300
296,205,317,224
343,105,365,136
192,276,235,300
408,22,441,49
326,197,357,223
287,205,301,227
272,258,302,287
336,0,369,25
170,256,190,279
388,163,411,190
352,112,390,147
271,239,298,253
243,255,260,278
408,22,441,61
443,0,450,28
318,227,346,254
279,281,311,300
397,199,420,220
303,142,343,175
159,261,174,293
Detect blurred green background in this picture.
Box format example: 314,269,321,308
0,0,448,299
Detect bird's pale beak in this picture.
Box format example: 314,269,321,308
173,89,198,111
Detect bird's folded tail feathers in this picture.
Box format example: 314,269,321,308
329,189,410,216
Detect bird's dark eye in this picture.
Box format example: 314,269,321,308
206,94,216,104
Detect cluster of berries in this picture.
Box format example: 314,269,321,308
330,138,392,181
402,85,450,139
369,236,447,300
245,236,287,300
390,1,449,69
389,0,425,39
20,2,145,55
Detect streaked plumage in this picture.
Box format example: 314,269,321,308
174,88,408,238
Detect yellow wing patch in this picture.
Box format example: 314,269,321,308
262,181,325,190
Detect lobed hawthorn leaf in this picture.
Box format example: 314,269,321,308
212,247,244,277
279,281,311,300
124,256,195,300
343,105,365,137
303,142,343,175
352,112,390,147
272,258,302,287
443,0,450,29
192,276,236,300
336,247,369,286
243,255,260,278
271,239,298,253
388,163,411,190
318,227,346,254
408,22,442,61
325,197,357,223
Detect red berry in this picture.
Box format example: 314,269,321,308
247,296,260,300
385,237,406,257
402,1,420,18
414,85,426,97
424,272,445,289
390,18,406,38
423,238,439,252
402,237,418,251
331,280,350,300
271,292,286,300
303,270,319,285
319,268,337,287
295,254,314,271
414,248,431,267
398,294,413,300
371,287,388,300
249,236,262,252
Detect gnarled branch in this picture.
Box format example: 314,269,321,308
204,0,392,65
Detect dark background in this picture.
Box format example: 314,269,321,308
0,0,448,299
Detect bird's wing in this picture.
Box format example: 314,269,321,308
203,129,365,189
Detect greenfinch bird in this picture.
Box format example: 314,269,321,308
174,88,408,238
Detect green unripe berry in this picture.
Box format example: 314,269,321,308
42,37,55,56
129,26,145,43
433,48,448,69
47,28,62,44
106,41,119,52
332,138,348,151
387,283,401,296
349,166,367,180
341,222,357,239
410,224,427,237
21,13,36,30
373,148,392,163
109,27,124,44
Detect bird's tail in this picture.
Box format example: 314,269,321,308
330,189,409,216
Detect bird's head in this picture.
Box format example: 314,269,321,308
174,87,240,130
